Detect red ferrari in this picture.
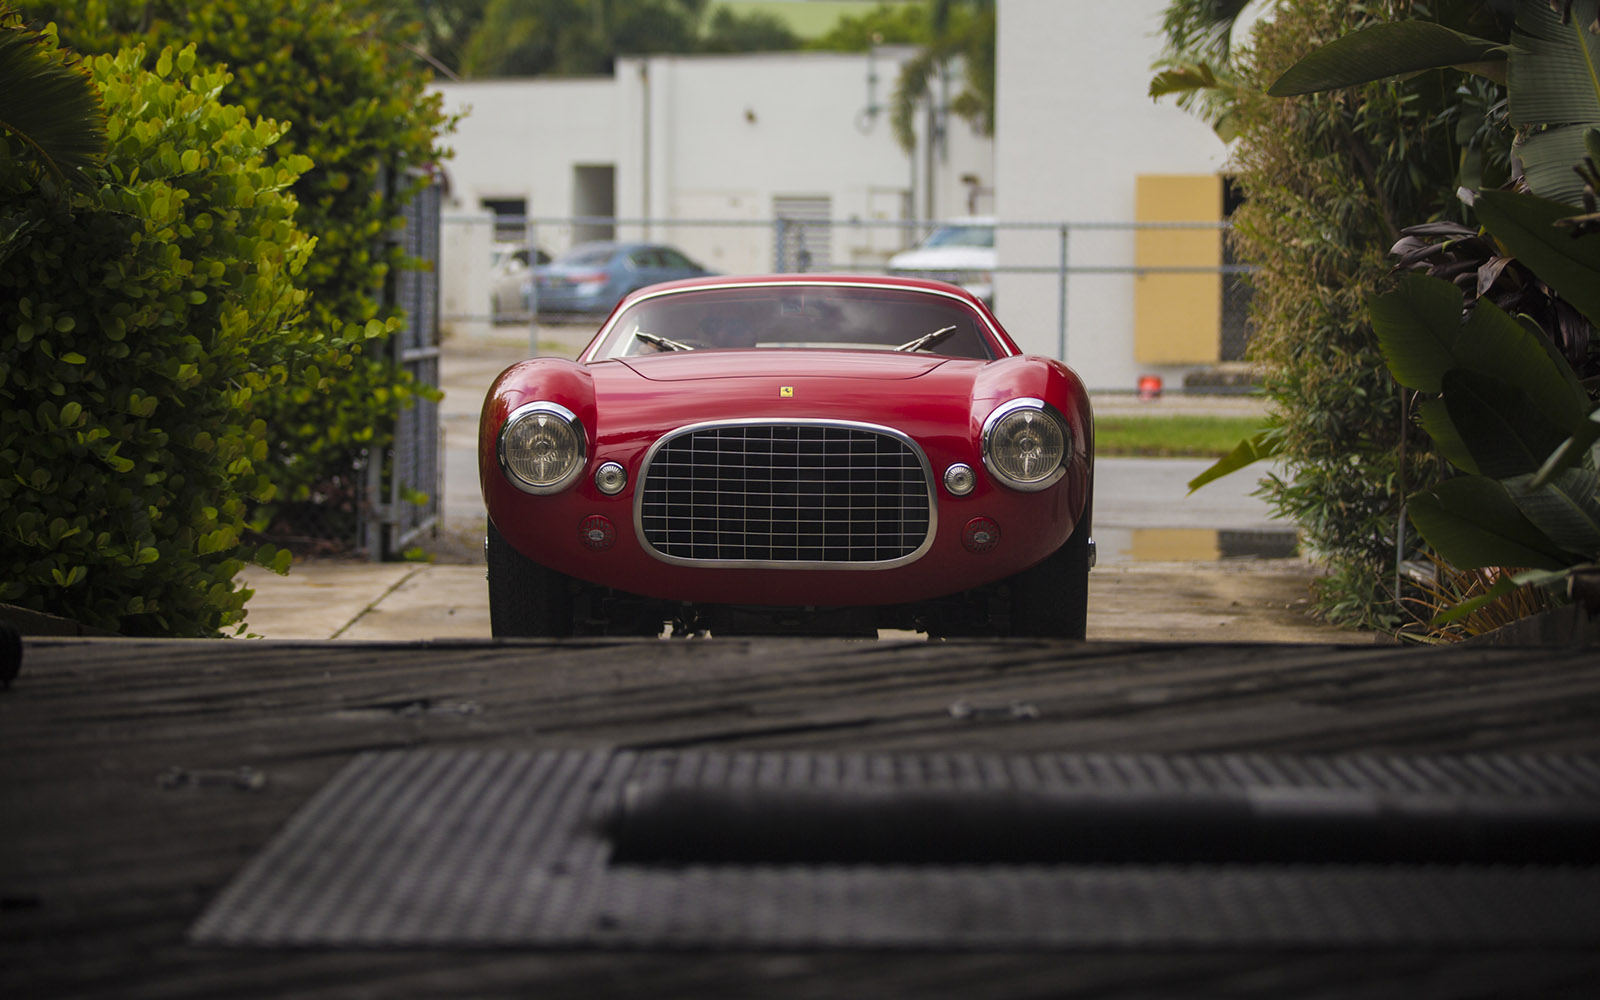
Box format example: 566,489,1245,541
480,274,1094,638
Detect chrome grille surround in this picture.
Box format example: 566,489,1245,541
636,419,936,570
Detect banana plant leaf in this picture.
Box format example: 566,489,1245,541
1505,468,1600,556
1417,396,1481,475
1507,0,1600,206
0,15,107,192
1267,20,1507,96
1407,476,1572,571
1533,410,1600,487
1473,189,1600,330
1370,275,1585,432
1186,429,1280,494
1439,369,1574,479
1367,273,1465,393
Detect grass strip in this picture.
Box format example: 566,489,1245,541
1095,415,1266,458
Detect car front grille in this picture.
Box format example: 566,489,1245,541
638,422,933,566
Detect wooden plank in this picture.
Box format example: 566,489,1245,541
4,636,1600,999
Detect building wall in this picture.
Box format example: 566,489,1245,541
431,48,993,310
432,76,619,227
994,0,1232,390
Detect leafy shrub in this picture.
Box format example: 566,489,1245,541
30,0,452,537
1241,0,1600,631
1214,1,1496,628
1,38,310,635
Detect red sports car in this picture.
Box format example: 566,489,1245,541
480,274,1094,638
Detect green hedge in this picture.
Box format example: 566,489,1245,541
1,39,314,635
32,0,452,534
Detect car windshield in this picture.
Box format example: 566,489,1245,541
591,284,998,360
921,225,994,249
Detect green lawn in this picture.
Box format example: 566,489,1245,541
1094,415,1266,459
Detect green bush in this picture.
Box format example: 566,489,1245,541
1,38,311,635
31,0,452,536
1220,1,1494,628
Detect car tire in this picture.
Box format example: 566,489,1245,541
486,522,575,638
1003,516,1091,639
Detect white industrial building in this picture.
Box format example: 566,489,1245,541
431,47,993,340
994,0,1235,389
431,0,1239,391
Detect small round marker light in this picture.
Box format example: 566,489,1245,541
594,461,627,495
944,463,976,497
579,515,616,551
962,516,1001,553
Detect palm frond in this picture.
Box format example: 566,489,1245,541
0,10,108,193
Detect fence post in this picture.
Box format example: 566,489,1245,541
1056,224,1070,362
524,218,540,357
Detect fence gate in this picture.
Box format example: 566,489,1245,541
364,175,443,559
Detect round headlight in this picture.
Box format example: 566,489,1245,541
982,398,1069,492
499,401,586,494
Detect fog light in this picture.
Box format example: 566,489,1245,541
594,461,627,495
580,515,616,551
944,463,976,496
962,516,1000,553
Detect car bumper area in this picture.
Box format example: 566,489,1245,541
484,476,1084,608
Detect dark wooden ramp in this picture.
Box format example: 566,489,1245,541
4,636,1600,999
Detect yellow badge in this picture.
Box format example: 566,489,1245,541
780,386,794,397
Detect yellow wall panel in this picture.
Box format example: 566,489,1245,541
1129,528,1220,563
1134,174,1222,365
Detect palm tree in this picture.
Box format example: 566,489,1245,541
889,0,994,155
0,4,107,196
1148,0,1260,140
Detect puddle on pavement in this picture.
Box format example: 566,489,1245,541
1095,528,1299,565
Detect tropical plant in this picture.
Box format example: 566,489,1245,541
1169,1,1474,629
1217,0,1600,624
377,0,491,78
0,8,105,197
806,2,930,50
458,0,798,77
1268,0,1596,206
888,0,994,154
1148,0,1257,139
1370,261,1599,619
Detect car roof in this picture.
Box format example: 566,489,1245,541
617,272,990,299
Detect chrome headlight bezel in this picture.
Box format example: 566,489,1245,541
498,401,587,495
981,397,1070,492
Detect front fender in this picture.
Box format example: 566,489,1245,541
479,358,598,506
970,354,1094,531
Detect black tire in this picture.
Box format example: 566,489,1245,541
1004,516,1091,639
486,522,575,637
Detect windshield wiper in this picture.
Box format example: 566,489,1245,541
894,324,958,353
635,330,697,353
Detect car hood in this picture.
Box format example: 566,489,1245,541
612,349,953,382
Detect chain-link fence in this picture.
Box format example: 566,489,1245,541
443,215,1253,373
261,176,444,561
363,177,443,559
